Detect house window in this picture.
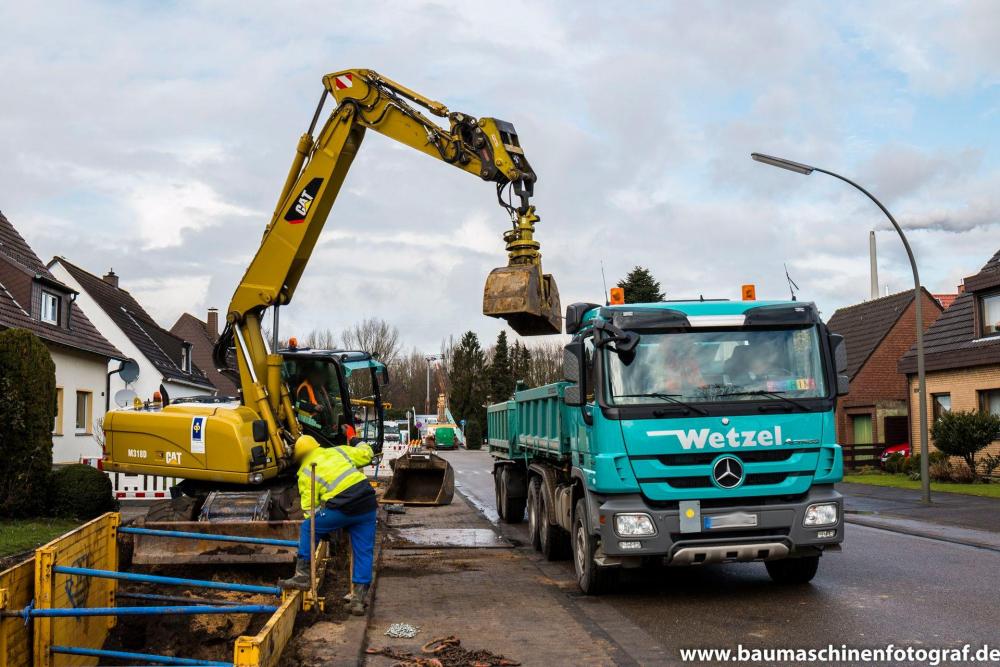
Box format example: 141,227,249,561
181,345,192,373
851,414,873,445
75,391,92,434
41,291,60,325
980,389,1000,418
932,393,951,421
981,292,1000,337
54,387,63,435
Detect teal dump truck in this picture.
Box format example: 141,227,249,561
488,299,848,594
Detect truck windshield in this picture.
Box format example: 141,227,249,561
605,326,827,405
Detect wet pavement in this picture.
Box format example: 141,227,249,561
442,449,1000,664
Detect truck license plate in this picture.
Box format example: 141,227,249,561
703,512,758,530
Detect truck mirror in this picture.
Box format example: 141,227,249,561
830,334,847,374
564,384,583,407
837,374,850,396
381,367,390,385
563,341,584,383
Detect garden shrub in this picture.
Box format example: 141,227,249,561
49,464,116,520
931,411,1000,482
0,329,56,518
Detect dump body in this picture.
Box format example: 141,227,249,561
489,299,846,589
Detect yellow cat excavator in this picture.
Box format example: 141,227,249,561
101,69,560,562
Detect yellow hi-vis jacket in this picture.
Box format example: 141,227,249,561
298,443,374,517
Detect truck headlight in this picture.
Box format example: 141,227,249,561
803,502,838,527
614,513,656,537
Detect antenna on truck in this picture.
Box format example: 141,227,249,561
601,260,610,306
784,263,800,301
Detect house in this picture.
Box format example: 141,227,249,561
48,257,216,403
0,212,124,463
826,288,943,448
170,308,239,395
899,249,1000,466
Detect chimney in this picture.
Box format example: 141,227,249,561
869,231,879,300
103,269,119,289
207,308,219,342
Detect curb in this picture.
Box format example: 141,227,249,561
846,513,1000,553
351,508,386,666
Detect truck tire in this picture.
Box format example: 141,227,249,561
765,555,819,584
572,499,614,595
526,477,542,551
494,469,506,522
499,466,526,524
538,488,569,560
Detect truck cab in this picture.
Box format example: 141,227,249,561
489,299,848,593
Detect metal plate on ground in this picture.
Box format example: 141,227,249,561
392,528,512,548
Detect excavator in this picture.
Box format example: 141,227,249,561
101,68,561,563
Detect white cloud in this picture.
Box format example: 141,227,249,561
0,1,997,351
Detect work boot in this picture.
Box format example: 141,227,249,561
278,559,311,590
348,584,370,616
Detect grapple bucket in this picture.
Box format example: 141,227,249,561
483,263,562,336
382,450,455,506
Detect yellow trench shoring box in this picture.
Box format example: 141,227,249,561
0,557,36,666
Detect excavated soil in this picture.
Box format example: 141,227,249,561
101,535,354,665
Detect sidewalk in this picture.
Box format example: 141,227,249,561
363,496,649,666
840,482,1000,551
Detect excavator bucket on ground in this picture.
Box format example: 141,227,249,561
382,450,456,506
483,263,562,336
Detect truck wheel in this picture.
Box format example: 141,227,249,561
493,469,506,522
573,499,614,595
538,489,569,561
765,556,819,584
499,467,526,524
526,478,542,551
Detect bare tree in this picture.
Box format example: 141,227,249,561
305,328,339,350
342,318,401,365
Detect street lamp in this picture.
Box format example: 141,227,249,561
751,152,931,503
425,354,443,415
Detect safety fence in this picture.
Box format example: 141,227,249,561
0,513,329,666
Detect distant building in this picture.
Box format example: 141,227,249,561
0,212,123,462
170,308,239,396
826,289,942,448
899,249,1000,469
49,257,216,403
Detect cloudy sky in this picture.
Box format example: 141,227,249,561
1,1,998,352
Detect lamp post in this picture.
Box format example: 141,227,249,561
751,152,930,503
425,354,443,415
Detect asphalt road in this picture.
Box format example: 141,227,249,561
442,449,1000,663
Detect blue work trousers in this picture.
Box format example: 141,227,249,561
298,507,377,585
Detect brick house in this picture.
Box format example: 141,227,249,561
0,212,124,463
899,249,1000,466
827,289,943,448
169,308,239,395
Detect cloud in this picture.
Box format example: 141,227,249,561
0,1,998,351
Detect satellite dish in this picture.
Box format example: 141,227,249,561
114,388,138,408
118,359,140,384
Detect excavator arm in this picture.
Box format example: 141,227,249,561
218,69,561,466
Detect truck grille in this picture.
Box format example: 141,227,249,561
663,472,793,489
652,449,816,466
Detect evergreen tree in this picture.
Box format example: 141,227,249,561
616,266,665,303
0,329,56,518
510,341,533,388
488,331,515,402
448,331,488,441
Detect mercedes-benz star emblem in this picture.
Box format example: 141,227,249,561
712,456,744,489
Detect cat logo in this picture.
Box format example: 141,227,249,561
284,177,324,224
165,451,183,465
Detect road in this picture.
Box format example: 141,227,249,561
441,449,1000,663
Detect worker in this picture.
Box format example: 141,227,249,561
279,435,378,615
297,365,330,419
